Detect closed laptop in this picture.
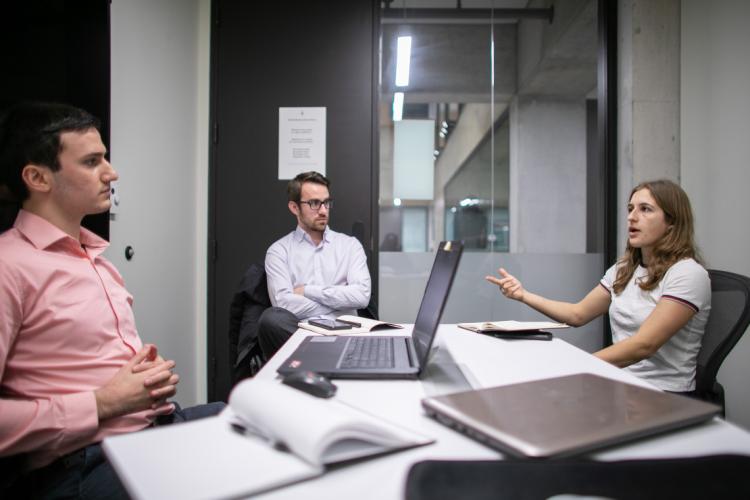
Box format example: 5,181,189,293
422,373,720,458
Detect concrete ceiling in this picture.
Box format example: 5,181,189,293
381,22,517,104
380,0,597,104
382,1,530,11
518,0,597,97
379,0,598,206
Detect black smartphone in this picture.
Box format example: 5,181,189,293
486,331,553,341
308,319,355,330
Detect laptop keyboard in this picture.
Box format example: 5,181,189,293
340,337,395,369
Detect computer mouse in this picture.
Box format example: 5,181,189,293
281,370,337,398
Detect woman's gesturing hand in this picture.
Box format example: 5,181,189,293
485,267,526,302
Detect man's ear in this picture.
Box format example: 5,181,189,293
21,164,53,195
288,200,300,217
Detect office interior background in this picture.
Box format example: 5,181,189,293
2,0,749,429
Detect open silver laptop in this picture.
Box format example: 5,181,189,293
422,373,720,458
276,241,463,379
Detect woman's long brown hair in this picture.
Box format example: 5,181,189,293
613,180,702,294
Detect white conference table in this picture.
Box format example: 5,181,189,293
253,324,750,500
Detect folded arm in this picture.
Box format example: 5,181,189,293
265,246,336,318
303,241,371,311
594,299,696,368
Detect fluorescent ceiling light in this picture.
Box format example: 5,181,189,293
395,36,412,87
459,197,480,207
491,39,495,86
393,92,404,121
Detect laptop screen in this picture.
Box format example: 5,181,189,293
411,241,463,367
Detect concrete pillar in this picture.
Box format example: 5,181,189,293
509,96,587,253
618,0,681,250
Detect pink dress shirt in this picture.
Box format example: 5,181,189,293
0,210,153,469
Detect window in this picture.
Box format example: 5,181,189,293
377,1,610,354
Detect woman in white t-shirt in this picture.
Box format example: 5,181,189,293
486,179,710,393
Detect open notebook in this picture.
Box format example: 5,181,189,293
103,379,433,500
457,320,569,333
458,321,569,340
298,315,402,335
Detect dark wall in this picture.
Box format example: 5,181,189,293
209,0,379,400
0,0,110,238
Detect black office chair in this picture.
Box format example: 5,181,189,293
405,456,750,500
695,269,750,415
351,220,379,320
0,189,19,234
0,455,24,497
228,263,271,383
228,257,378,384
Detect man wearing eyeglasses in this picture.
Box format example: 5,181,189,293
259,171,371,358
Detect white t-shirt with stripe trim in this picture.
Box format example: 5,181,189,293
600,258,711,392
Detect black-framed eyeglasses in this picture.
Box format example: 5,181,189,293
299,198,333,211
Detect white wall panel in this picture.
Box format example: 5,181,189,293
682,0,750,429
109,0,210,405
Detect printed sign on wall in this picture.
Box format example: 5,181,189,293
278,107,326,179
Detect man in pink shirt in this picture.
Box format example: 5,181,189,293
0,102,223,498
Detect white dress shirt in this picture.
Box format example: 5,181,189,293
265,226,371,320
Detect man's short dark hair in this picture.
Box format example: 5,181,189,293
0,101,100,201
287,171,330,203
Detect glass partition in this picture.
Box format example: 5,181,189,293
378,1,605,352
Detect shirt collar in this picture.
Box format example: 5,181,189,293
14,209,109,255
293,225,331,245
